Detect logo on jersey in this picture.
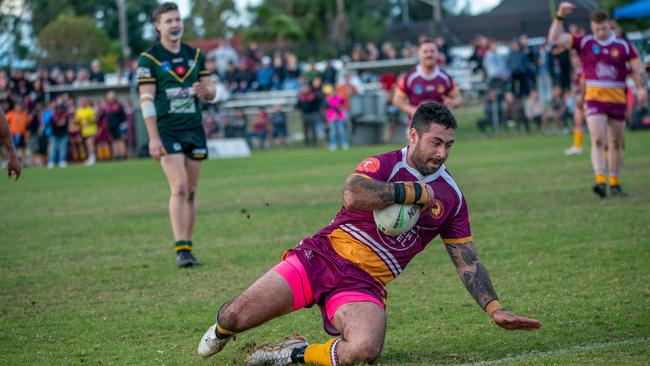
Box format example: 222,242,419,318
356,157,380,173
379,227,419,251
595,61,618,80
414,85,423,95
136,67,151,78
175,65,186,75
430,199,444,219
172,57,184,63
436,84,445,93
592,44,601,55
172,142,182,151
188,60,196,68
611,48,619,58
161,61,171,72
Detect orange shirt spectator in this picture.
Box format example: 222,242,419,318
6,106,30,137
335,75,359,112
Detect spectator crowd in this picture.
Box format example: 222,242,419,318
1,23,645,169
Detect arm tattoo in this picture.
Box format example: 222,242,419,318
446,242,498,309
462,262,498,308
346,175,394,203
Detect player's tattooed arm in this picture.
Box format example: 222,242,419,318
343,174,395,211
445,241,499,309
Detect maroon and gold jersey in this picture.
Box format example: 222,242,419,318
315,147,472,287
396,65,456,113
571,33,639,104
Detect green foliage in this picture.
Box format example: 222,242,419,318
244,6,304,44
242,0,461,58
25,0,159,57
1,109,650,365
98,52,119,73
37,14,110,65
184,0,238,40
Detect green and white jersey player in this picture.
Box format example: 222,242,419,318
137,2,218,267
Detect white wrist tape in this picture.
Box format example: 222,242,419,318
140,93,155,101
141,100,156,118
208,86,219,103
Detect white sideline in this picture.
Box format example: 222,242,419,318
455,337,650,366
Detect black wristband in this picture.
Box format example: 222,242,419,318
556,15,564,21
413,182,422,203
394,183,406,204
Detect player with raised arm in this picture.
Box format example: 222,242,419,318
393,38,462,124
197,103,541,366
137,2,217,267
549,2,647,197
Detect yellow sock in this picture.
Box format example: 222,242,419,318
574,130,583,148
595,174,606,184
72,150,79,161
609,175,619,186
304,338,339,366
80,150,87,160
216,325,233,337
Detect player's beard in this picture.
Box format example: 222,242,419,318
411,140,445,176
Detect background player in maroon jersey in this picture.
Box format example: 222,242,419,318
549,2,647,197
393,38,463,121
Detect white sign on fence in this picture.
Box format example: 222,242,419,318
207,138,251,159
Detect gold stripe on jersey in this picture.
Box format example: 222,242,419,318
137,77,156,83
328,229,393,286
441,236,473,245
350,173,373,180
199,70,211,75
141,48,201,84
584,86,626,104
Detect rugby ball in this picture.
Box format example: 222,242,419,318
373,204,420,236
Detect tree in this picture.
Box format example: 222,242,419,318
244,4,304,44
25,0,159,57
184,0,238,40
37,13,110,65
244,0,459,59
0,0,32,65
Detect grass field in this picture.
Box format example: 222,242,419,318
1,120,649,365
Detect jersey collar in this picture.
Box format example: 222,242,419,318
594,32,616,47
416,65,440,81
400,146,444,183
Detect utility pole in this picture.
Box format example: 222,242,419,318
117,0,130,62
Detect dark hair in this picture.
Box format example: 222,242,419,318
411,102,457,135
152,2,179,23
590,10,609,23
418,38,436,48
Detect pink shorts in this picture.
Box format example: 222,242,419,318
585,100,626,121
272,237,386,336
